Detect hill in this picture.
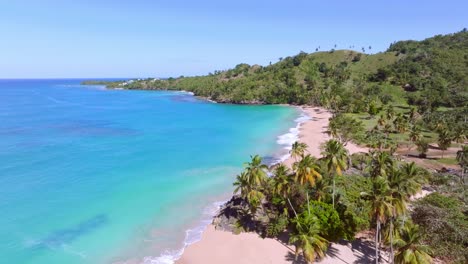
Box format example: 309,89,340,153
83,29,467,111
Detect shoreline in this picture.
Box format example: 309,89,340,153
139,104,306,264
176,107,370,264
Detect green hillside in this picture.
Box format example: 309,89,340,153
84,29,467,111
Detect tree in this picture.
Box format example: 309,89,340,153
290,141,308,161
393,113,409,133
271,164,293,198
290,214,328,262
368,101,379,119
415,139,429,158
361,176,394,264
437,129,452,158
393,224,432,264
321,139,348,208
386,163,426,261
408,126,422,156
368,150,394,179
456,145,468,183
292,154,322,187
233,171,250,199
304,201,344,241
328,114,365,145
244,155,268,186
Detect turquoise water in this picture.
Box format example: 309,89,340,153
0,79,299,264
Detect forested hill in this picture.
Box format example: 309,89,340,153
84,29,467,111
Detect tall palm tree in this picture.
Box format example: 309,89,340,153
233,171,250,199
321,139,348,208
244,155,268,186
408,126,422,156
290,141,308,161
361,176,394,264
233,171,265,216
437,129,452,158
290,216,328,263
292,154,322,187
386,163,425,262
393,113,408,134
369,150,394,179
272,164,293,198
393,224,432,264
456,145,468,183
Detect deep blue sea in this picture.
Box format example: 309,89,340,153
0,79,302,264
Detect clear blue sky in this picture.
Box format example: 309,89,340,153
0,0,466,78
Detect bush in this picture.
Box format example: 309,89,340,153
300,201,344,242
266,212,289,237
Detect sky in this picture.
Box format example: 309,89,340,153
0,0,467,78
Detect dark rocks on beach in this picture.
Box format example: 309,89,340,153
212,195,262,233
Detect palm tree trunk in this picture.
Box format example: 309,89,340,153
287,198,299,219
332,177,335,208
306,192,310,215
375,220,380,264
390,219,394,264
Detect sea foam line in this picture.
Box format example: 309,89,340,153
141,201,226,264
275,107,311,163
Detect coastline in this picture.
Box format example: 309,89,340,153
175,107,370,264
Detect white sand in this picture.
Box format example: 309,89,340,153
176,107,378,264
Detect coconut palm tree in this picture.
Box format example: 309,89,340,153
368,150,394,179
378,114,387,127
290,141,308,161
321,139,348,208
244,155,268,186
408,126,422,156
289,215,328,263
386,163,425,262
272,164,293,198
293,154,322,187
233,171,265,216
393,113,408,134
456,145,468,183
233,171,250,199
393,224,432,264
437,129,452,158
361,176,394,264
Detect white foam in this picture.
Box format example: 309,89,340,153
141,201,225,264
274,109,311,163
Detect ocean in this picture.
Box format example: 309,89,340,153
0,79,303,263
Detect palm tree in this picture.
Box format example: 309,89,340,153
290,215,328,263
290,141,308,161
361,176,394,264
321,139,348,208
272,164,293,198
437,129,452,158
292,154,322,187
369,150,394,179
456,145,468,183
244,155,268,186
233,171,250,199
393,113,408,134
378,114,387,127
233,171,265,216
393,224,432,264
408,126,422,156
386,163,425,262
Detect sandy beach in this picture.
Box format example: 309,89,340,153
176,107,376,264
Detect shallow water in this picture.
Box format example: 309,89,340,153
0,79,300,263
